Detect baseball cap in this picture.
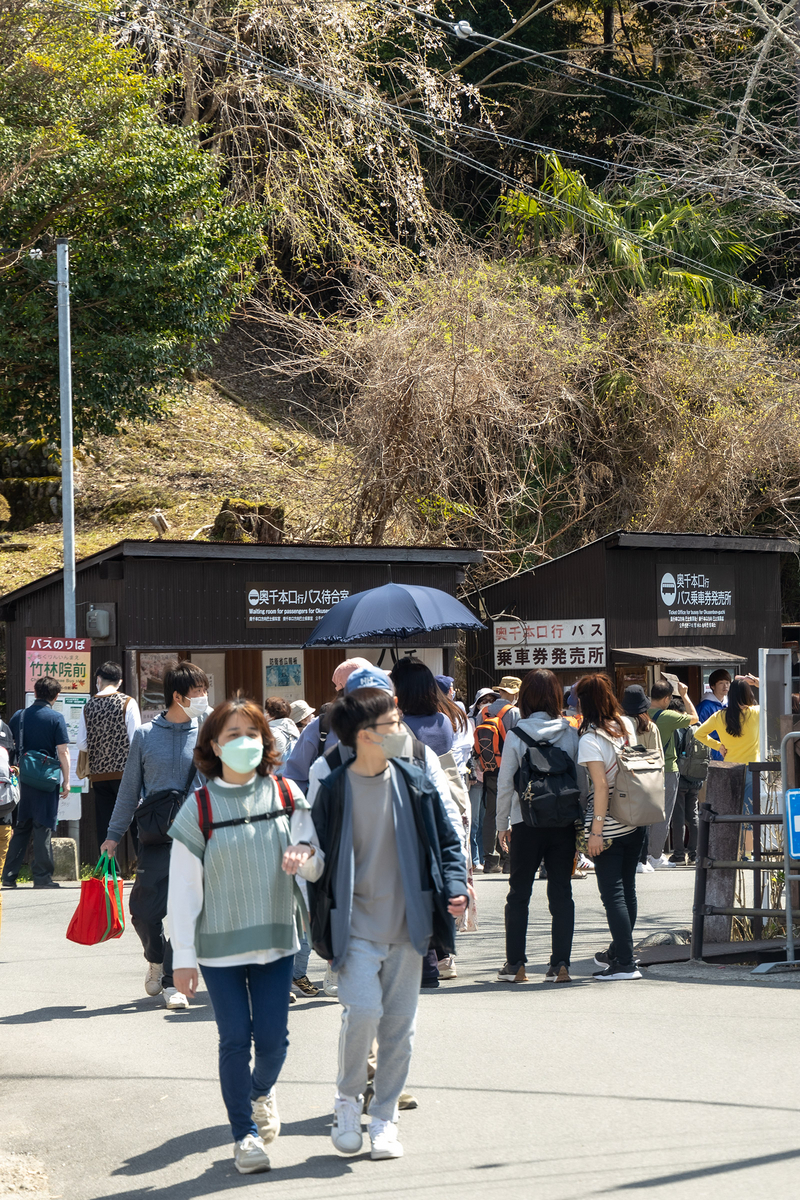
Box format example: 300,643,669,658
435,674,454,694
344,666,395,695
332,657,374,691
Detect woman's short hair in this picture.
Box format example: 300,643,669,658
264,696,291,720
330,689,396,749
518,669,563,720
194,694,280,779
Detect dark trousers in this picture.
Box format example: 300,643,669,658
482,774,501,859
201,955,294,1142
2,817,54,884
93,779,121,849
505,822,576,968
129,842,173,989
670,778,701,857
593,827,647,969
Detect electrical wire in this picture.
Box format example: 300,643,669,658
66,1,780,297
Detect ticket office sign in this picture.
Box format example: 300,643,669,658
493,619,606,670
656,566,735,636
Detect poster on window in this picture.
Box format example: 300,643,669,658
493,619,605,670
262,651,305,704
138,652,181,722
656,565,735,635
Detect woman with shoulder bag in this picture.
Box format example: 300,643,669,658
167,695,323,1176
495,669,581,984
576,674,648,982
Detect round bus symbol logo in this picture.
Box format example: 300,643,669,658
660,573,676,605
248,589,260,606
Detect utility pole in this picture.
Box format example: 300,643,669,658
56,239,76,639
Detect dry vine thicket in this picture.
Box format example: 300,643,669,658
242,266,800,578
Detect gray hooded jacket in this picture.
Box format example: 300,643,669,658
106,713,201,843
495,712,581,830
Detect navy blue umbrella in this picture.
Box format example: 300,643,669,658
303,582,485,646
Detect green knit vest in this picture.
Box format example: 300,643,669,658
169,774,305,959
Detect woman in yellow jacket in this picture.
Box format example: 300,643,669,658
693,677,759,809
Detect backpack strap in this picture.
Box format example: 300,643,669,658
195,785,214,841
317,705,333,760
274,775,295,817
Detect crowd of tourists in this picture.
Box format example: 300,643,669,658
0,652,761,1175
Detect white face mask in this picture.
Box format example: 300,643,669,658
179,695,209,719
379,731,410,759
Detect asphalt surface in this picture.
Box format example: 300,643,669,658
2,864,800,1200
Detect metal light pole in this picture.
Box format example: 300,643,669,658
56,239,76,638
56,239,80,869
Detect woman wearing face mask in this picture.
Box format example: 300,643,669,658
167,695,323,1176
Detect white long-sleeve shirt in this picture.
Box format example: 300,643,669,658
168,779,324,971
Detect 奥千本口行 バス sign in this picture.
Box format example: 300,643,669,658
493,619,606,670
247,583,351,626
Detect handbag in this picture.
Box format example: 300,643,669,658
66,854,125,945
17,709,62,792
0,774,19,817
136,755,198,846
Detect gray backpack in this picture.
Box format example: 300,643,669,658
596,725,666,826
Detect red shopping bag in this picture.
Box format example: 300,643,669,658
66,853,125,945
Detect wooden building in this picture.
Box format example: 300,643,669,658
0,538,480,864
465,531,796,703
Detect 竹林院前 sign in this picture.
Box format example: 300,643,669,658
493,619,606,671
25,636,91,694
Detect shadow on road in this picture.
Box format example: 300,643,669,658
91,1152,354,1199
0,999,212,1024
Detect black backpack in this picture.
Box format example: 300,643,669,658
512,727,582,829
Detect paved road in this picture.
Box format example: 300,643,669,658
2,866,799,1200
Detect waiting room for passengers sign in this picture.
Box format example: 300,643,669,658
246,583,351,626
656,565,736,635
493,619,606,670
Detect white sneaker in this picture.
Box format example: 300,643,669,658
577,853,594,871
163,986,189,1011
648,854,676,870
472,862,484,873
437,955,457,979
331,1095,364,1155
369,1117,403,1160
323,964,339,998
234,1134,271,1174
252,1090,280,1144
144,962,163,996
636,860,655,873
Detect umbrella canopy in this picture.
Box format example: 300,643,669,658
303,582,485,646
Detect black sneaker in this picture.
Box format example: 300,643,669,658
1,878,16,889
497,961,528,982
545,962,571,983
420,977,440,988
32,880,60,889
593,962,642,981
668,853,686,865
594,949,641,968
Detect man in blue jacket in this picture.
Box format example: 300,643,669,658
101,661,209,1010
695,669,731,761
290,685,468,1162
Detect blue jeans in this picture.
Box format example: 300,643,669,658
469,782,484,865
200,955,294,1141
293,933,311,980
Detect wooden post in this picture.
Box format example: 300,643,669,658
703,762,747,942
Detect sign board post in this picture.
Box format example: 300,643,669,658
24,637,91,861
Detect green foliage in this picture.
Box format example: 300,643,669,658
502,155,761,310
0,1,262,441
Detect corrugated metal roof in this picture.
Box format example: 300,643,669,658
611,645,748,665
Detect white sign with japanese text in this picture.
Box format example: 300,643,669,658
247,582,351,626
493,618,606,671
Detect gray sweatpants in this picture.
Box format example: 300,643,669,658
647,771,681,859
336,937,422,1122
